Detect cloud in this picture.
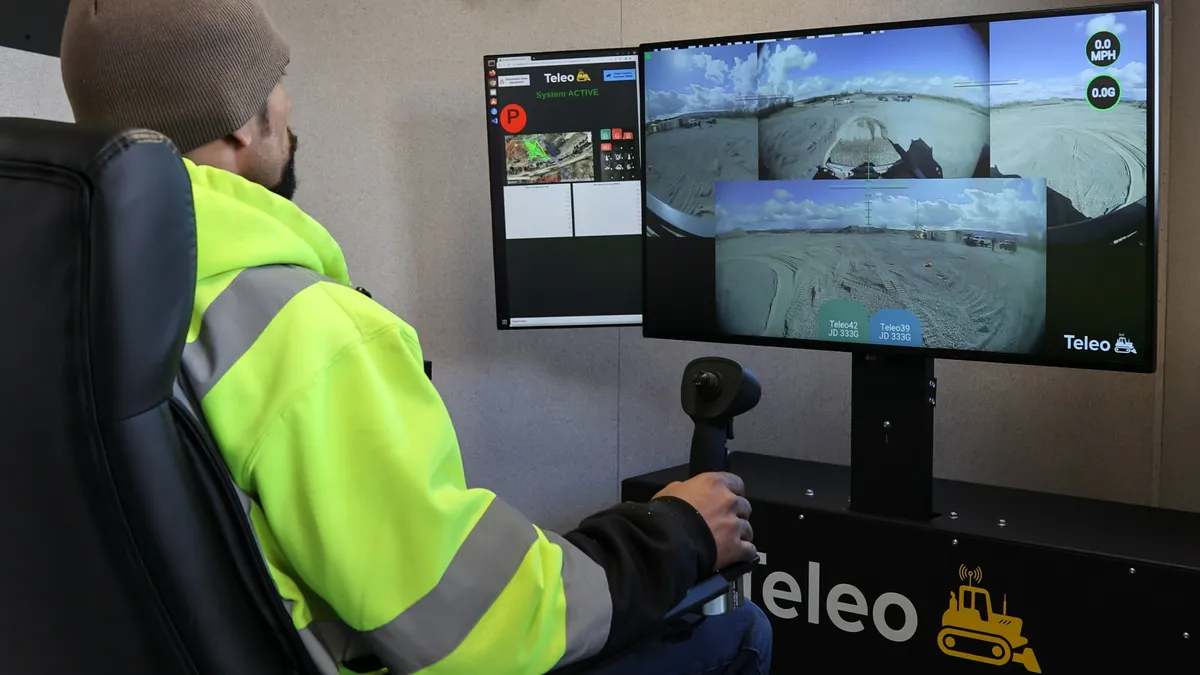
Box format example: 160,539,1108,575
759,43,819,93
648,50,759,119
1085,13,1127,36
689,52,729,84
645,84,740,119
718,183,1046,237
991,61,1148,105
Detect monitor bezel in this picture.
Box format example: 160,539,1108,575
637,1,1160,374
483,46,644,331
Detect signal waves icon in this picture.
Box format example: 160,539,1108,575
958,565,984,585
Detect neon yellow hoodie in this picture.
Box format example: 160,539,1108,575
179,160,717,675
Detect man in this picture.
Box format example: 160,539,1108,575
60,1,771,674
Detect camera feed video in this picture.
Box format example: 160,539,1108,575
715,178,1047,351
644,43,759,230
642,9,1152,364
757,25,990,182
989,13,1148,227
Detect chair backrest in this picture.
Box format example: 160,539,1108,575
0,118,313,675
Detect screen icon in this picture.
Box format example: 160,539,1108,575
487,59,495,66
612,128,623,138
576,69,592,82
499,103,528,133
490,107,498,115
491,118,498,125
601,142,612,152
600,129,612,141
488,69,496,77
489,98,498,105
1087,74,1121,110
489,79,497,87
623,131,634,140
489,89,497,96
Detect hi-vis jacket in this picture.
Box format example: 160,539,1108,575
177,160,718,675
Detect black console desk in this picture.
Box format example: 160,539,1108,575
623,452,1200,673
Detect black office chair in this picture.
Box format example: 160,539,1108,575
0,118,745,675
0,118,317,675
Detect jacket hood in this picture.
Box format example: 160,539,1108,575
184,158,351,286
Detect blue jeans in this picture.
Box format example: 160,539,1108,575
583,600,772,675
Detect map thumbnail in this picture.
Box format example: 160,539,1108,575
505,132,595,184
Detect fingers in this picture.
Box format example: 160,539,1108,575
733,495,752,520
718,472,745,496
739,540,758,562
739,516,754,543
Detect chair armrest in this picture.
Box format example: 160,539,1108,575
663,555,759,621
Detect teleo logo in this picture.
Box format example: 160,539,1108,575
545,72,575,83
744,554,919,643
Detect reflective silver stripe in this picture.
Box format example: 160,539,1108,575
365,498,540,674
174,266,362,673
182,265,321,400
545,531,613,667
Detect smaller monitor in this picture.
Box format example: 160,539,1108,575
485,48,645,329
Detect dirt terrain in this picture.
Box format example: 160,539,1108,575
759,94,990,180
715,230,1045,352
990,100,1147,223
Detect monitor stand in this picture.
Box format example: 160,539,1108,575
849,352,936,520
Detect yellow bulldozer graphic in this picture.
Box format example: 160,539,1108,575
938,566,1042,673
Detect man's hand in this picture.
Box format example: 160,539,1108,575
653,472,755,570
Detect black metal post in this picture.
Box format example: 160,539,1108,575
849,352,936,520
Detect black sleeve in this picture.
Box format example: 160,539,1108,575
562,496,717,654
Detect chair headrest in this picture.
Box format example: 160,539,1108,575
0,118,197,420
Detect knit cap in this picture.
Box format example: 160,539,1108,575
60,0,291,154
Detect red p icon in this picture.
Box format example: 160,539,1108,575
500,104,527,133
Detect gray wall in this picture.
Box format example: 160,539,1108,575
3,0,1194,532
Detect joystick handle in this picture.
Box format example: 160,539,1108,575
689,419,731,476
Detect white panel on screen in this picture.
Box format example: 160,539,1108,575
0,46,72,121
572,181,641,237
503,184,573,239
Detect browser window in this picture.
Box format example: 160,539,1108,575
485,49,643,329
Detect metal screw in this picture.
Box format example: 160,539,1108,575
998,519,1007,527
929,380,937,389
928,398,937,405
883,421,891,429
952,539,959,546
805,489,815,497
950,511,959,520
798,514,805,521
1185,632,1190,639
1129,567,1136,575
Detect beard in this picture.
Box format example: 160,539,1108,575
269,128,299,200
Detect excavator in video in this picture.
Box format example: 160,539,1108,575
937,581,1042,673
812,114,944,180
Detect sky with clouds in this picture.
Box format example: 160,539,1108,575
644,24,989,119
989,11,1148,105
714,178,1047,237
643,43,758,121
644,10,1150,118
757,26,989,107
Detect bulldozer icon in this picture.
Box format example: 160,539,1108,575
938,566,1042,673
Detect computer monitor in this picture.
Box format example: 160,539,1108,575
484,48,645,329
641,3,1157,371
640,3,1159,518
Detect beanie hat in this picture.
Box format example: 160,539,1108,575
60,0,291,154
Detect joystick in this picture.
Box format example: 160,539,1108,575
680,357,761,617
681,357,762,477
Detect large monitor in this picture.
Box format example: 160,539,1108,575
485,48,644,329
640,3,1158,373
